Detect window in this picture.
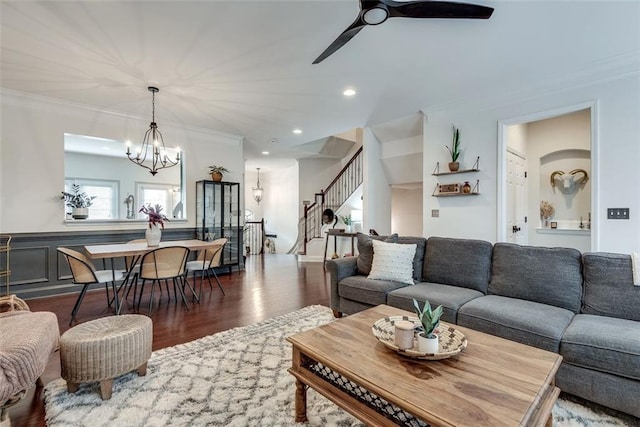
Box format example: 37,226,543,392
136,183,182,219
64,179,119,220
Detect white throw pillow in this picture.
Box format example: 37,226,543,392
368,240,417,285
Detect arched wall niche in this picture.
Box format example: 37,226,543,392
540,148,591,229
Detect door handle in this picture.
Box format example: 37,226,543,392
512,225,521,233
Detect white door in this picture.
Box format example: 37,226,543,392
507,150,528,244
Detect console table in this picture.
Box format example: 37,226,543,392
323,230,357,269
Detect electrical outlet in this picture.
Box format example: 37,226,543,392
431,209,439,218
607,208,630,219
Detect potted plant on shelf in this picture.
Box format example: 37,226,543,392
139,204,169,246
446,125,461,172
208,165,229,182
61,184,96,219
413,298,444,354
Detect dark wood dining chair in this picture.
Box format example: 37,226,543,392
57,247,124,325
137,246,190,314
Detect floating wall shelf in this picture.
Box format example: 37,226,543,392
432,179,480,197
432,156,480,176
433,191,480,198
432,156,480,197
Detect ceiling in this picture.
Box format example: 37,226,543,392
2,1,639,162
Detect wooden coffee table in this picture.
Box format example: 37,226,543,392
287,304,561,426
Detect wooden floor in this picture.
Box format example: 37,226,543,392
7,254,330,427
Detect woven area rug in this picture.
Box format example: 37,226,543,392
44,305,634,426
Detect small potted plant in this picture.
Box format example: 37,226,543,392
340,214,353,233
413,298,444,354
446,125,461,172
208,165,229,182
61,184,96,219
139,204,169,246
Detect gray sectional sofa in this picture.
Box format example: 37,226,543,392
326,235,640,419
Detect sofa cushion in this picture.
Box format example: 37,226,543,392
387,283,484,324
457,295,575,352
368,240,417,285
423,237,493,293
560,314,640,381
396,236,427,282
340,298,375,315
582,252,640,322
338,275,409,306
356,233,398,276
489,243,583,313
556,363,640,419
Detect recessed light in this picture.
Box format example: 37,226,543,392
343,88,356,97
262,151,270,155
293,129,302,134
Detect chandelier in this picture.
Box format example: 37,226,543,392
253,168,264,204
126,86,180,176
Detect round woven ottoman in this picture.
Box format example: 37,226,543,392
60,314,152,400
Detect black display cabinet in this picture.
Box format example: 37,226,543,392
195,180,242,271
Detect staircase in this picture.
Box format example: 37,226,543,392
289,147,363,255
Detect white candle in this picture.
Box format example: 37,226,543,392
394,320,415,350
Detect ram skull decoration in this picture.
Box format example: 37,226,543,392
550,169,589,193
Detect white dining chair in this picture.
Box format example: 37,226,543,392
186,238,227,299
137,246,190,314
57,247,124,325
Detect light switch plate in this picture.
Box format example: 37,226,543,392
607,208,629,219
431,209,439,218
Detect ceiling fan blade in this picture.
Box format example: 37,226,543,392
386,0,494,19
312,18,367,64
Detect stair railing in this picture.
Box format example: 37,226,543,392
298,147,363,254
244,219,265,255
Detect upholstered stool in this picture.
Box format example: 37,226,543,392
60,314,152,400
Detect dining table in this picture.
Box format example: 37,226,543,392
84,239,224,314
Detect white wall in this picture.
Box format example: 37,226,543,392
423,114,496,241
243,165,299,253
297,157,342,216
379,131,423,236
380,135,423,185
0,90,244,233
363,127,392,234
423,74,640,253
391,188,423,236
506,124,528,156
260,165,299,253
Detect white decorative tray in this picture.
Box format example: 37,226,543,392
371,316,467,360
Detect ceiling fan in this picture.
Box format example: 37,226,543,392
312,0,494,64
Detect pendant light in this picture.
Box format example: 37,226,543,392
126,86,180,175
253,168,264,204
